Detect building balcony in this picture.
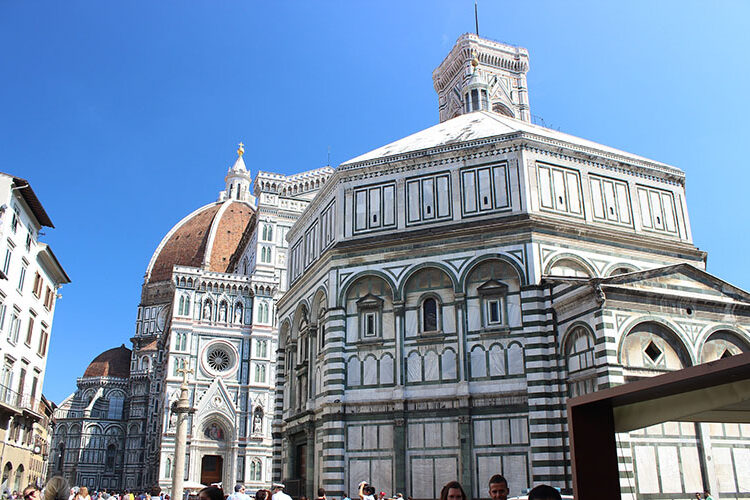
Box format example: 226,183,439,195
0,384,43,419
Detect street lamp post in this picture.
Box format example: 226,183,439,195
171,367,195,500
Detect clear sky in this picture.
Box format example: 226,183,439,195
1,1,748,404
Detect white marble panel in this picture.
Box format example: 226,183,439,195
470,346,487,378
380,354,394,385
733,447,750,492
425,422,441,447
348,425,362,451
348,357,361,386
349,459,369,495
363,356,377,385
379,424,393,448
507,343,524,375
663,421,679,435
363,425,378,450
510,417,528,444
435,456,458,487
346,315,358,342
507,296,521,327
443,305,455,333
467,298,481,331
474,420,491,446
372,459,393,494
442,349,457,380
657,446,681,493
634,446,659,494
407,352,421,383
679,446,702,493
424,351,439,381
383,311,395,339
410,458,434,497
714,447,736,494
476,456,499,497
405,310,417,338
725,423,740,437
408,423,424,448
442,421,458,447
488,345,505,376
502,455,529,492
492,419,510,445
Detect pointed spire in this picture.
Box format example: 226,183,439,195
230,142,248,173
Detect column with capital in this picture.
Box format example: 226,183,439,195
172,366,195,500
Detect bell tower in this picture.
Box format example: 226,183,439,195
433,33,531,122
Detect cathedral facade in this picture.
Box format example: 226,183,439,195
273,34,750,499
50,147,332,492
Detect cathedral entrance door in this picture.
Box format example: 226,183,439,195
200,455,223,486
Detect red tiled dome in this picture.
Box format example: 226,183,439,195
83,345,132,378
146,201,255,283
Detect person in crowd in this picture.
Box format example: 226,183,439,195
299,496,308,500
356,484,374,500
342,493,350,500
78,488,91,500
316,489,325,500
438,482,466,500
704,491,714,500
527,485,561,500
254,489,271,500
270,485,290,500
197,488,223,500
22,486,41,500
227,486,247,500
487,475,509,500
44,477,71,500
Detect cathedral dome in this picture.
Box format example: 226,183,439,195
83,344,132,378
145,199,255,284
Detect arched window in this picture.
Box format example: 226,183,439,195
178,296,186,316
622,322,689,371
106,444,117,469
108,395,124,420
249,458,262,481
258,303,268,324
254,364,266,383
565,326,597,397
421,297,439,332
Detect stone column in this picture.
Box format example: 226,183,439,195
171,368,195,500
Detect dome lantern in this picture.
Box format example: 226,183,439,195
221,142,253,202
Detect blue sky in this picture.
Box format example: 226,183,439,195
1,1,748,404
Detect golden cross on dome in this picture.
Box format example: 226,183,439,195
237,142,245,157
177,365,194,386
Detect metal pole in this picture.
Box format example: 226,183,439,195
171,368,194,500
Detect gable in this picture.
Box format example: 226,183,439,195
600,264,750,304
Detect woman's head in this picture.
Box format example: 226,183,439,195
44,477,71,500
197,487,223,500
439,482,466,500
79,489,89,498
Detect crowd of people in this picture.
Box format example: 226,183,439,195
14,474,716,500
12,478,170,500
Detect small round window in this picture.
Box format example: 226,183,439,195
205,344,235,373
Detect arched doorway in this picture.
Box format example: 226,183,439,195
200,455,223,485
1,462,12,491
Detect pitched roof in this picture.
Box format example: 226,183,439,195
341,111,682,179
0,174,54,227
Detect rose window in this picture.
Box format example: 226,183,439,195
206,346,232,372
